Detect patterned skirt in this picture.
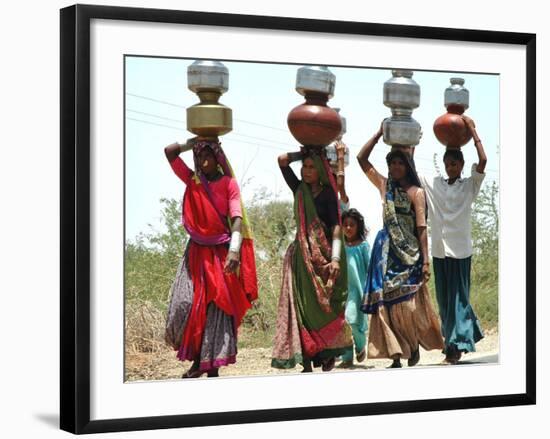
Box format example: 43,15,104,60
165,245,237,371
367,284,444,360
271,243,353,369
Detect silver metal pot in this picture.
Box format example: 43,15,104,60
382,69,422,146
295,65,336,98
325,144,350,167
383,69,420,114
325,108,349,166
444,77,469,110
383,116,422,146
187,60,229,94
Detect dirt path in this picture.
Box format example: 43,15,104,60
126,330,498,382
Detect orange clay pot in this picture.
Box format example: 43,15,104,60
287,92,342,148
433,104,472,149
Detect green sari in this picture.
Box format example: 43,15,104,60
272,154,353,369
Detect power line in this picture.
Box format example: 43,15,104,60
127,92,288,133
127,117,287,151
126,93,498,174
127,109,183,124
127,117,183,132
126,109,286,147
227,132,287,146
127,93,186,109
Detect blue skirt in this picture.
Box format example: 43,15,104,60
433,256,484,354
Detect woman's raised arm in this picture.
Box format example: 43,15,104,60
357,122,386,193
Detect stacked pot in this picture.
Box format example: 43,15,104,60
382,70,422,151
433,78,472,149
287,66,342,150
186,60,233,139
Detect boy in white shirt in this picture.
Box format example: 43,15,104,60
418,115,487,365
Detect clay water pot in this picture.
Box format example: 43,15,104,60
287,92,342,147
433,104,472,149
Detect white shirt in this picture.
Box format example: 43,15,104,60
419,164,485,259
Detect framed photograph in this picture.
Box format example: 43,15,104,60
60,4,536,434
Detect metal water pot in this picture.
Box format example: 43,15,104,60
382,70,422,146
295,65,336,98
186,60,232,138
325,108,349,167
444,77,469,112
383,69,420,114
383,116,422,147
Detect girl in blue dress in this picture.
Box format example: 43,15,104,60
339,208,371,368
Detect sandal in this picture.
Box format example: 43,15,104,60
322,357,336,372
408,348,420,367
441,346,461,365
182,360,204,378
440,356,458,365
181,368,205,378
387,359,402,369
207,368,219,378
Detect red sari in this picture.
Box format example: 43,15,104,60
165,156,257,368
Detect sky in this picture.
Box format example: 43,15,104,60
125,56,499,245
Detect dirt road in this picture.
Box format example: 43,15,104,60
126,330,498,382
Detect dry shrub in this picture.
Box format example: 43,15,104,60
125,300,167,354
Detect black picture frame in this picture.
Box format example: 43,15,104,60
60,3,536,435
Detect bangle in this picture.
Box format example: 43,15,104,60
331,238,342,261
336,171,345,177
229,231,242,253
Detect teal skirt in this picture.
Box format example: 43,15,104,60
433,256,484,354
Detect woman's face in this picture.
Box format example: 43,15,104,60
389,157,407,181
198,147,218,176
343,217,359,242
444,157,464,180
301,157,320,185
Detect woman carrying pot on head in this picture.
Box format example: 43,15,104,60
357,123,444,368
164,137,258,378
272,147,353,373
